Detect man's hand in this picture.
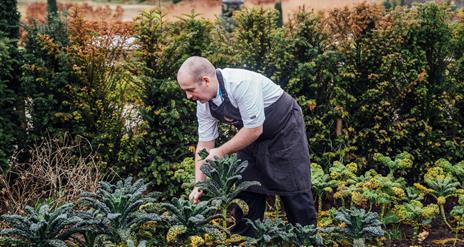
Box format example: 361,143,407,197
189,187,204,204
204,147,224,161
189,148,222,205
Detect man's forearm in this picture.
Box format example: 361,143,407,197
218,125,263,155
195,141,215,183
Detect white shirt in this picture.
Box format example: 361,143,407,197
197,68,284,141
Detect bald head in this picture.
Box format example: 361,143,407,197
176,56,218,103
177,56,216,84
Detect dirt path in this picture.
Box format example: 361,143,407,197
18,0,383,22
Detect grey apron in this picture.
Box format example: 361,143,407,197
209,70,312,196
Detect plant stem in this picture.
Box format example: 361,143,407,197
222,208,227,229
275,195,281,220
439,204,453,230
353,238,366,247
318,195,322,212
412,226,418,245
380,204,386,220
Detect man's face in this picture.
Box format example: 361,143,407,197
178,75,212,103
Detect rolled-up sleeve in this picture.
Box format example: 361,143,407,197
197,103,219,141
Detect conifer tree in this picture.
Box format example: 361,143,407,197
0,0,22,171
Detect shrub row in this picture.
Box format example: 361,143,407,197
0,3,463,197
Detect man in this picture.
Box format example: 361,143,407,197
176,56,316,236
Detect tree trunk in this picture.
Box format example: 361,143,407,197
336,118,343,136
47,0,58,17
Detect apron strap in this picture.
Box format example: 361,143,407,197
216,69,229,99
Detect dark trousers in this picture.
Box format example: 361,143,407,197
230,190,317,237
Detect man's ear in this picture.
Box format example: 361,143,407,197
202,75,211,87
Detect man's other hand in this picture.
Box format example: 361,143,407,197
189,187,204,204
204,147,224,161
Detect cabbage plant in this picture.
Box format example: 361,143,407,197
0,202,86,246
333,207,384,247
414,167,461,229
393,200,439,245
196,154,260,228
79,177,160,245
161,197,225,245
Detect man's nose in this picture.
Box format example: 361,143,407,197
186,92,192,99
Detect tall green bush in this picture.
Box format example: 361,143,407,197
0,38,18,172
0,0,20,39
0,0,21,171
22,10,136,174
231,8,289,84
321,3,464,178
285,9,353,167
65,13,134,169
21,15,73,143
134,9,214,196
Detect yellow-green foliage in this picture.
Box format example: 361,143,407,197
374,152,413,177
330,161,358,180
393,199,439,244
350,171,406,212
311,163,337,211
435,159,464,184
312,163,336,194
166,225,187,243
416,166,461,204
450,196,464,232
171,157,195,195
414,166,462,230
330,161,358,203
394,200,439,227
